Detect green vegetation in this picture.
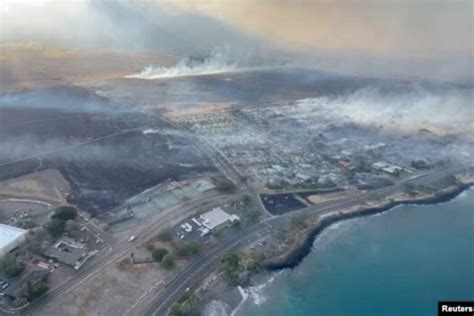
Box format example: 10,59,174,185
161,254,175,269
46,218,66,237
26,280,49,301
242,195,252,206
52,206,78,221
152,248,169,262
247,209,261,224
44,206,79,238
0,254,24,278
174,241,201,258
222,252,241,285
170,292,200,316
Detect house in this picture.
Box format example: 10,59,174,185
43,237,96,270
2,268,48,300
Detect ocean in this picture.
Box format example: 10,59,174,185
234,188,474,316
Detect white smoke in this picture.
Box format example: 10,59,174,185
295,85,473,135
126,49,239,79
126,48,284,80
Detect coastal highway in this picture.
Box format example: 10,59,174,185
142,165,473,316
20,191,241,316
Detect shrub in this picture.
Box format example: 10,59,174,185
0,255,24,278
46,218,66,237
161,254,175,269
170,292,200,316
52,206,77,221
152,248,169,262
222,252,241,285
26,281,49,301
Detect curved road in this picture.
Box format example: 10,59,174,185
142,166,473,316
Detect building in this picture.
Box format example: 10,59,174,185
371,161,403,175
2,268,49,300
0,224,27,257
199,207,240,232
43,237,96,270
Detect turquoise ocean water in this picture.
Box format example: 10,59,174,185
236,189,474,316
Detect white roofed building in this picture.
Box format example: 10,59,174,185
0,223,27,257
199,207,240,232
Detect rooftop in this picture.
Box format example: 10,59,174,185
199,207,238,231
0,223,27,250
43,237,87,267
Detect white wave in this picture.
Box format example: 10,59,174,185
231,286,249,316
457,186,473,199
231,274,282,315
127,50,239,79
203,300,232,316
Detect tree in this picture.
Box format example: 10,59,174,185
222,252,241,284
52,206,77,221
170,303,184,316
242,195,252,206
0,255,24,278
46,218,66,237
161,254,175,269
170,292,200,316
152,248,169,262
26,281,49,301
64,220,75,233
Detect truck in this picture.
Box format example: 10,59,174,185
128,236,136,242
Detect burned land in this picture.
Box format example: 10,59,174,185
0,85,217,216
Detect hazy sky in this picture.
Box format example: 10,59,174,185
175,0,473,59
0,0,472,82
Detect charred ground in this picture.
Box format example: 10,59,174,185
0,85,217,216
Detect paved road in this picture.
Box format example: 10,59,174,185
20,192,240,316
163,117,272,218
142,165,473,316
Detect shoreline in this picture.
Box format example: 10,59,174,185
265,182,472,271
201,180,474,315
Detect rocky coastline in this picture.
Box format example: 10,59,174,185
265,182,473,271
